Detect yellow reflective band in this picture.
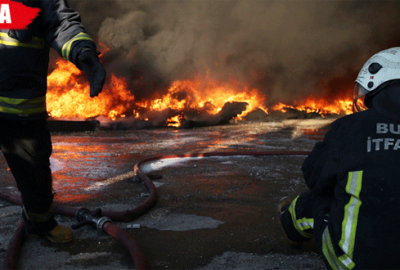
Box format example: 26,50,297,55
23,206,54,223
0,106,46,115
0,96,46,115
0,32,44,49
338,254,355,269
322,227,355,270
288,196,314,239
62,32,93,60
0,95,45,105
339,171,363,259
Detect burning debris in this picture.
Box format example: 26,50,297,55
180,101,248,128
47,120,99,132
46,58,356,131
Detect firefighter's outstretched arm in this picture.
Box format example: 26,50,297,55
39,0,106,97
77,48,106,97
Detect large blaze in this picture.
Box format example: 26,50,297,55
47,59,134,120
46,57,360,127
46,59,268,126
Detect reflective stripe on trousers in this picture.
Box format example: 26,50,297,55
288,195,314,239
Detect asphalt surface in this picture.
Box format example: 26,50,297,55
0,119,334,270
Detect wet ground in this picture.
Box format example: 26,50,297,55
0,119,334,270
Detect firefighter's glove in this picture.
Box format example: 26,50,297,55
77,48,106,97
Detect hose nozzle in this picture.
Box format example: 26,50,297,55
72,207,112,233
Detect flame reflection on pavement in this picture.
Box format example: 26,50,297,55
0,120,332,204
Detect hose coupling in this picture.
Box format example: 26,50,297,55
72,207,111,233
95,216,112,233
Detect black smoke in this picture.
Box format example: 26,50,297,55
68,0,400,105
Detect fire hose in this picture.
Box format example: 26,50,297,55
1,150,310,270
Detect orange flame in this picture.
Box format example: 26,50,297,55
46,59,135,120
136,75,268,124
271,95,360,117
46,58,362,126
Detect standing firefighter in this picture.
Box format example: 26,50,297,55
278,47,400,269
0,0,105,243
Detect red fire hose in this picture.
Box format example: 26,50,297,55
1,150,310,270
3,220,25,270
102,222,147,270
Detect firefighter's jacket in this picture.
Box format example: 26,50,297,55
302,82,400,269
0,0,96,119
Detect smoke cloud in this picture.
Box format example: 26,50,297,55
68,0,400,105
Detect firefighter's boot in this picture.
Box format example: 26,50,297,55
45,224,73,243
23,206,73,244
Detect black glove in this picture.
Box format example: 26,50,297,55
77,48,106,97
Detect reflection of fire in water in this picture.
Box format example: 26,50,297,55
46,58,361,127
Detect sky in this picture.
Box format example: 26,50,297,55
67,0,400,104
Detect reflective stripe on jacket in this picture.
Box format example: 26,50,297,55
0,96,46,116
0,32,44,49
0,0,96,120
302,102,400,269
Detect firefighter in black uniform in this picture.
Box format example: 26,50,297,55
0,0,105,243
278,47,400,269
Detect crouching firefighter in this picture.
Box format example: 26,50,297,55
278,47,400,269
0,0,106,243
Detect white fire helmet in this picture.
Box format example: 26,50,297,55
355,47,400,92
353,47,400,112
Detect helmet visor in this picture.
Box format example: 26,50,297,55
353,83,368,112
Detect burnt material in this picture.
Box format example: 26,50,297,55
182,101,248,128
47,120,99,132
